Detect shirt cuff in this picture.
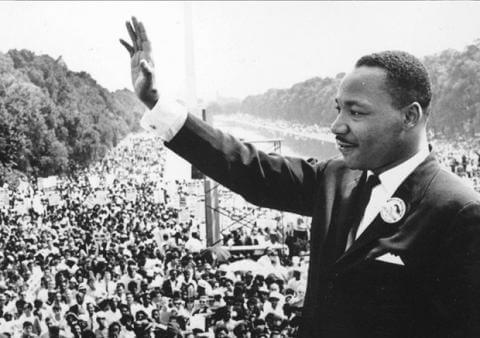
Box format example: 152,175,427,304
140,98,188,142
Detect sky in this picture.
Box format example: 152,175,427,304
1,1,480,103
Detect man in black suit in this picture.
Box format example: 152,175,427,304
120,18,480,337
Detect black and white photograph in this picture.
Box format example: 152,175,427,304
0,1,480,337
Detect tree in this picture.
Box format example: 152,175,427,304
0,49,144,177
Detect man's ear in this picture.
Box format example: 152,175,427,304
403,102,423,129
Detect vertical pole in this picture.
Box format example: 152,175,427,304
204,179,214,245
203,109,220,246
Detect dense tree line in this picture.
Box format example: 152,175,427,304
0,49,144,181
425,42,480,137
211,40,480,138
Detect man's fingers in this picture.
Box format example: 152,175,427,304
138,22,152,53
126,21,139,50
119,39,134,57
138,21,148,41
132,16,141,34
132,17,143,51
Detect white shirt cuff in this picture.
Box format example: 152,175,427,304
140,99,188,142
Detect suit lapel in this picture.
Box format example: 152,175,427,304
332,172,367,258
333,152,441,270
321,171,364,265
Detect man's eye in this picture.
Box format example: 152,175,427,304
351,110,362,116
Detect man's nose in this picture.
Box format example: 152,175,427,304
330,113,349,135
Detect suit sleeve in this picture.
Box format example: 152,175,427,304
165,113,325,216
442,201,480,337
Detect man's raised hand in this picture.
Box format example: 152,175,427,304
120,17,159,109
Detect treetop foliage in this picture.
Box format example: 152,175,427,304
0,49,144,179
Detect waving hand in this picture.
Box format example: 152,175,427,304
120,17,159,109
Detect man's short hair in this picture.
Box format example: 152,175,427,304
355,50,432,111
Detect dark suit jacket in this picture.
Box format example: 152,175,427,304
161,279,177,298
166,114,480,338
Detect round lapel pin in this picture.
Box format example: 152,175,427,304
380,197,406,224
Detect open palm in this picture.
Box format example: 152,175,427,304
120,17,158,108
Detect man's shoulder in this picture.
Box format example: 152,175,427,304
322,156,353,171
424,166,480,212
431,167,479,198
316,156,361,183
300,154,354,175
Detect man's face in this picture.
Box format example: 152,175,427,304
120,306,129,316
111,324,121,336
73,324,82,335
98,316,106,328
24,304,32,314
127,265,137,276
24,324,33,334
332,66,406,173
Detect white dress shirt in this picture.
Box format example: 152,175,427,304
355,145,430,238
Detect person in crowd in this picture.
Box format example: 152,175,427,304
94,312,108,338
20,321,38,338
107,322,121,338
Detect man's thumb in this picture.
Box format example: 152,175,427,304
140,60,153,78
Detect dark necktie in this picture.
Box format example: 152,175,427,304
345,173,381,251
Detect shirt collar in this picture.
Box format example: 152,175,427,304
369,144,430,196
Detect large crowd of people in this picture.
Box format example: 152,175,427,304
0,133,309,338
431,137,480,191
